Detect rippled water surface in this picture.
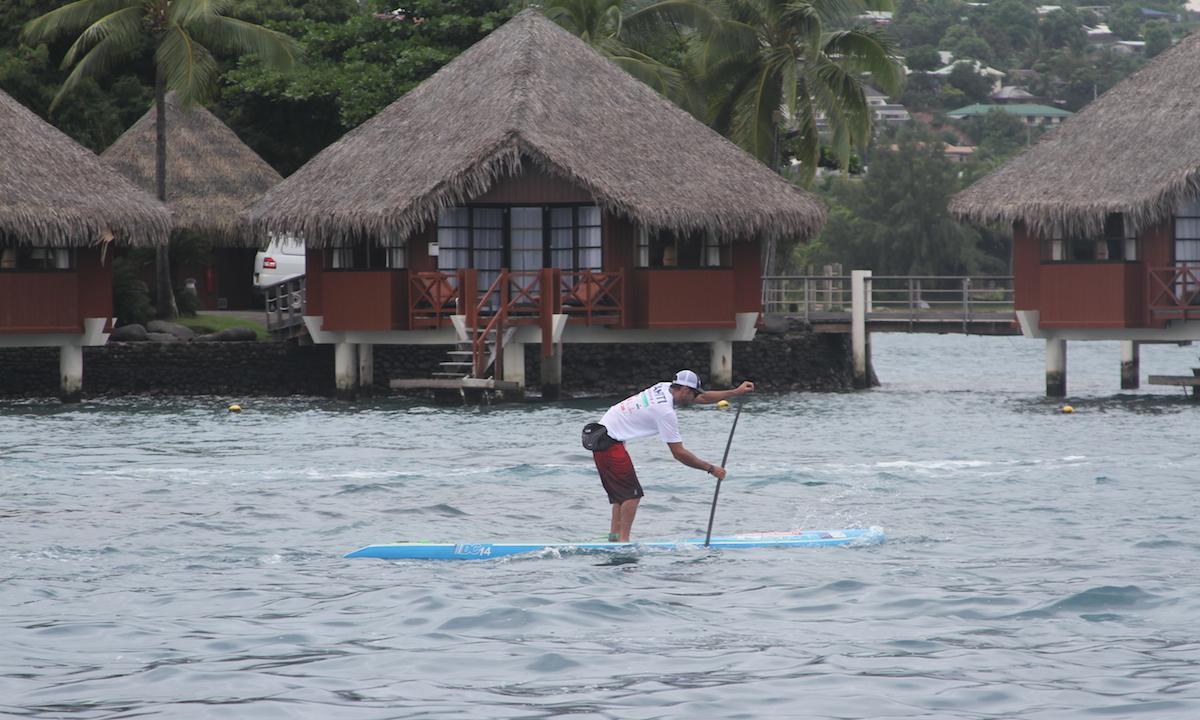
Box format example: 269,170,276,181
4,334,1200,719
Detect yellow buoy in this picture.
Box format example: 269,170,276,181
717,400,730,408
1061,405,1074,413
229,404,242,413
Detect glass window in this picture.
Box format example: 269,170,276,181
1175,199,1200,265
0,246,75,270
435,204,602,274
511,207,543,272
1042,214,1137,262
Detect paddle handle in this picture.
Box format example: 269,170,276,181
704,395,743,547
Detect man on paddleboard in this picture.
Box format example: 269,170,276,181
582,370,754,542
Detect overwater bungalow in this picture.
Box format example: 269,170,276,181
101,93,284,310
950,28,1200,396
0,89,171,401
246,9,826,398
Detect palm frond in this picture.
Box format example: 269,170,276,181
61,6,145,69
821,27,904,94
51,34,136,110
158,26,220,106
21,0,134,45
191,15,304,69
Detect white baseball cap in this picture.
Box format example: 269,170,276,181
673,369,702,392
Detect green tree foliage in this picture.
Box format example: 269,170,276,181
944,63,993,105
904,44,940,72
959,106,1032,162
1143,20,1173,58
1039,8,1085,50
801,128,1007,276
623,0,906,187
217,0,518,175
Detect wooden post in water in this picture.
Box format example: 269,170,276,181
1046,337,1067,397
1120,340,1139,390
852,270,872,389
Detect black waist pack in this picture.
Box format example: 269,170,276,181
582,423,619,451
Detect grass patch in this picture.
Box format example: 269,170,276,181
177,314,270,341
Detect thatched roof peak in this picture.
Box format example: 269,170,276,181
102,93,283,247
950,29,1200,238
246,9,825,247
0,89,171,248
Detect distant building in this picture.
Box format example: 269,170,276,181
865,87,911,127
946,103,1074,126
992,86,1042,104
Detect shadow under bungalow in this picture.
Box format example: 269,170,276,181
246,10,827,400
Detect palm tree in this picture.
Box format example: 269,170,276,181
627,0,904,183
543,0,692,107
22,0,302,319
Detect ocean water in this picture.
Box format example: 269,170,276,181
3,333,1200,719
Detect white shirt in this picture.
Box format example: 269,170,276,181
599,382,683,444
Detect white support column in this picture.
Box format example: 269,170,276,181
335,342,358,400
851,270,872,389
60,344,83,404
1046,337,1067,397
502,340,525,388
1120,340,1139,390
358,343,374,397
710,340,733,388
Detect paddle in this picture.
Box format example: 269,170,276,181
704,394,743,547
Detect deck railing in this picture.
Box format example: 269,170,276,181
263,276,306,335
763,275,1014,322
1148,265,1200,322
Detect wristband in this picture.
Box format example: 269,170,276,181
706,465,715,475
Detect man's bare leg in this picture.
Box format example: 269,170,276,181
616,497,640,542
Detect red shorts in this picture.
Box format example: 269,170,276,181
593,442,643,504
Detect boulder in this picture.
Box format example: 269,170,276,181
759,313,790,335
108,324,148,342
146,320,196,341
146,332,181,343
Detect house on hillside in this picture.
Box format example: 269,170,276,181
950,29,1200,396
101,93,283,311
0,89,171,401
245,9,826,399
946,103,1074,127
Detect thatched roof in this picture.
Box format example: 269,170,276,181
951,29,1200,238
0,89,171,248
102,93,283,246
246,9,825,247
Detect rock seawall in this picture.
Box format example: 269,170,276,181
0,322,851,399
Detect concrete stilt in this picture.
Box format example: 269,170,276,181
503,340,525,388
334,342,358,400
710,340,733,389
60,344,83,404
541,353,562,400
358,343,374,397
1120,340,1139,390
1046,337,1067,397
851,270,872,389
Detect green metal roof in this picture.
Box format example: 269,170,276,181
946,103,1075,118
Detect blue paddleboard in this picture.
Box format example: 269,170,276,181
344,528,884,560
